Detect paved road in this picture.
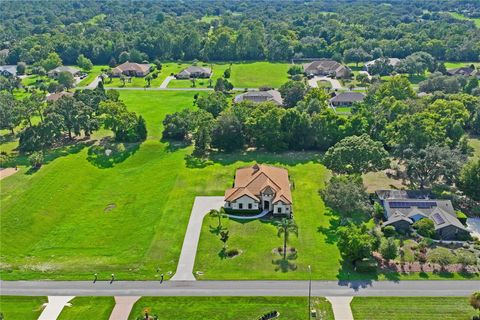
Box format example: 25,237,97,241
170,196,224,281
2,280,478,297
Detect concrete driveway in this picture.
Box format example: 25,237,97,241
159,75,175,88
170,196,224,281
308,76,343,90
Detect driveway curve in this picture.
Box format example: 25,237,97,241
171,196,224,281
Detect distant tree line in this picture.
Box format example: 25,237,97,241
1,0,479,66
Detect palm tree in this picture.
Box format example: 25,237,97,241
209,208,226,228
275,218,298,260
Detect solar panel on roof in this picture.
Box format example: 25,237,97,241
388,201,437,208
431,212,445,225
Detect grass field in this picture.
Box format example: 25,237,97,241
0,296,47,320
449,12,480,28
1,89,478,281
351,297,477,320
168,61,291,89
57,297,115,320
444,61,480,69
129,296,334,320
469,137,480,161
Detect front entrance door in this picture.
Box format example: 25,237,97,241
263,201,270,211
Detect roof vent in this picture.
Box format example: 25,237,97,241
252,164,260,173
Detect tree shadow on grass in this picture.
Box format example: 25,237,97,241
87,137,140,168
23,140,93,174
208,149,322,167
209,225,226,235
184,154,213,169
162,139,191,153
272,258,298,273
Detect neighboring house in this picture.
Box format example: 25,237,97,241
330,92,365,107
303,60,351,78
111,61,151,77
176,66,212,79
376,190,469,240
224,164,293,216
0,65,17,77
234,90,283,105
446,66,477,77
48,66,81,78
364,58,401,72
46,91,74,102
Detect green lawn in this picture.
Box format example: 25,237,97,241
0,91,200,280
1,89,478,281
200,15,221,23
448,12,480,28
78,65,108,87
104,74,163,88
168,63,229,89
57,297,115,320
21,74,52,87
0,296,47,320
444,61,480,69
229,61,291,88
129,296,334,320
469,137,480,161
351,297,477,320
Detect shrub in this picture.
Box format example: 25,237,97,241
28,151,44,169
455,210,468,225
427,247,455,269
413,219,435,238
382,226,396,237
354,258,378,273
226,249,239,257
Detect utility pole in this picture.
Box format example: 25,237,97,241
308,265,312,319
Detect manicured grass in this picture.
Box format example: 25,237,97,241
21,74,52,87
57,297,115,320
351,297,477,320
229,61,291,88
0,91,200,280
104,75,163,88
449,12,480,28
129,296,334,320
469,137,480,161
444,61,480,69
334,106,352,114
318,80,332,89
0,296,47,320
78,65,108,87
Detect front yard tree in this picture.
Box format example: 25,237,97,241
193,124,212,157
41,52,62,71
380,238,398,262
323,134,390,174
197,92,228,117
470,292,480,318
279,80,306,108
209,208,225,229
404,145,466,189
0,92,21,134
46,96,94,139
77,54,93,71
458,160,480,201
321,175,371,216
211,111,245,152
57,71,75,90
145,74,152,87
337,223,374,264
220,230,229,249
28,151,44,169
275,218,298,260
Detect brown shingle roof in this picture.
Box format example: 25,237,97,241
224,164,292,204
112,61,151,74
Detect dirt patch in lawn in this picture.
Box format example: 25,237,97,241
0,167,19,180
104,203,117,212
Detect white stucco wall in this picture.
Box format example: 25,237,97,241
228,195,259,210
273,201,291,215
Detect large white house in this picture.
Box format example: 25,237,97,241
224,164,293,216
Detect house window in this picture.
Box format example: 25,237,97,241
277,207,282,213
248,203,252,209
239,203,243,209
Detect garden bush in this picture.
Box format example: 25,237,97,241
413,219,436,238
382,226,396,237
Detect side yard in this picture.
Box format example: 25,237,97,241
128,296,334,320
351,297,477,320
0,296,47,320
